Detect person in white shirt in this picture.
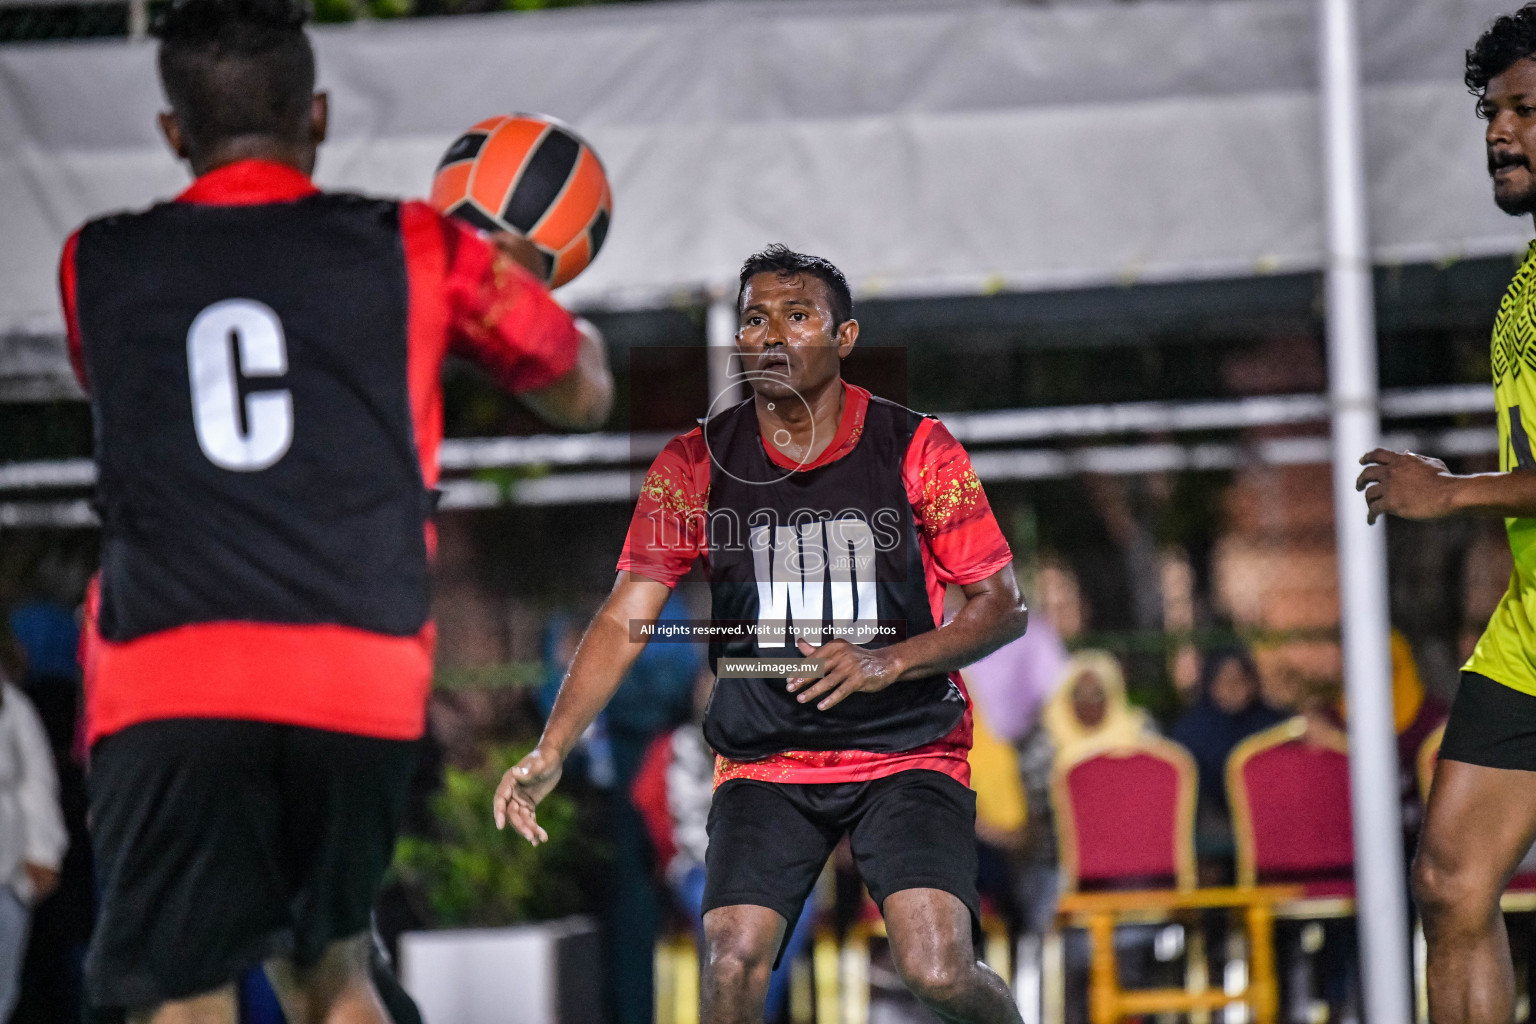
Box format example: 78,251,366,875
0,677,68,1021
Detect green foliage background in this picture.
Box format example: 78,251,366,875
393,743,606,927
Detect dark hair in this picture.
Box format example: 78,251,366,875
1467,4,1536,99
737,244,854,329
1198,645,1260,699
154,0,315,160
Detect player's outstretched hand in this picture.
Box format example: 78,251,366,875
23,861,60,902
786,637,899,711
490,231,549,281
1355,448,1454,525
493,747,564,846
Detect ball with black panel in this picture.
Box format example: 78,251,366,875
429,113,612,288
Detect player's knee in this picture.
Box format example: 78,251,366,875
1413,848,1500,931
894,947,970,1007
702,928,775,993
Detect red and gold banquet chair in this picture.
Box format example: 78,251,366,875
1052,736,1296,1024
1228,716,1356,915
1227,716,1356,1023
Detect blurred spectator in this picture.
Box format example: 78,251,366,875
9,603,81,748
1010,718,1060,938
966,705,1028,940
1386,630,1447,803
968,706,1027,854
1259,664,1309,716
10,601,93,1024
1170,646,1287,876
1388,632,1449,839
961,614,1070,745
927,618,1065,945
632,669,814,1023
539,594,698,1024
0,664,69,1023
1041,651,1153,764
1333,630,1448,843
1036,652,1177,1020
1011,652,1150,936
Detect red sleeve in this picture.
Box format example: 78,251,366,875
630,732,679,877
78,575,101,763
59,229,88,394
904,418,1013,585
616,430,710,588
425,204,582,394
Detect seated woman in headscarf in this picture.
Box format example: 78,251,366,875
1171,646,1289,876
1041,651,1154,766
1034,653,1164,995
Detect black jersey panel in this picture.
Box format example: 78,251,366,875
701,396,965,759
76,194,430,642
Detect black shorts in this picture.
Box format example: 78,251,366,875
85,718,418,1010
703,769,980,965
1440,671,1536,772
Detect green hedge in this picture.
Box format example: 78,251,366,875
393,743,607,927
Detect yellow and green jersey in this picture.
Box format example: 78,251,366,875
1465,241,1536,695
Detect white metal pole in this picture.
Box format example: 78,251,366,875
707,296,744,410
127,0,148,39
1318,0,1413,1018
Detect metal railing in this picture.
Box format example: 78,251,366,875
0,383,1498,526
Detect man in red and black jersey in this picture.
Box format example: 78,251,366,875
496,245,1028,1023
61,0,612,1020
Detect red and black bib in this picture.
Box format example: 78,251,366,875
75,194,431,643
702,394,966,761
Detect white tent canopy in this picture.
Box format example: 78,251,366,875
0,0,1527,336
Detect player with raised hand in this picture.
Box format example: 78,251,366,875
1357,8,1536,1022
497,245,1029,1024
61,0,611,1019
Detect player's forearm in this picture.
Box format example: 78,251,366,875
519,319,613,430
537,606,647,760
1443,469,1536,518
884,589,1028,683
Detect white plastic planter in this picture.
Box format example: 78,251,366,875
399,916,601,1024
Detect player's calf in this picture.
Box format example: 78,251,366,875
885,889,1022,1024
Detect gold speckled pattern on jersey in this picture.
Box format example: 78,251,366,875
916,462,984,536
637,463,707,519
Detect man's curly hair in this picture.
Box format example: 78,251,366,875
1468,4,1536,100
737,244,853,329
153,0,315,160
